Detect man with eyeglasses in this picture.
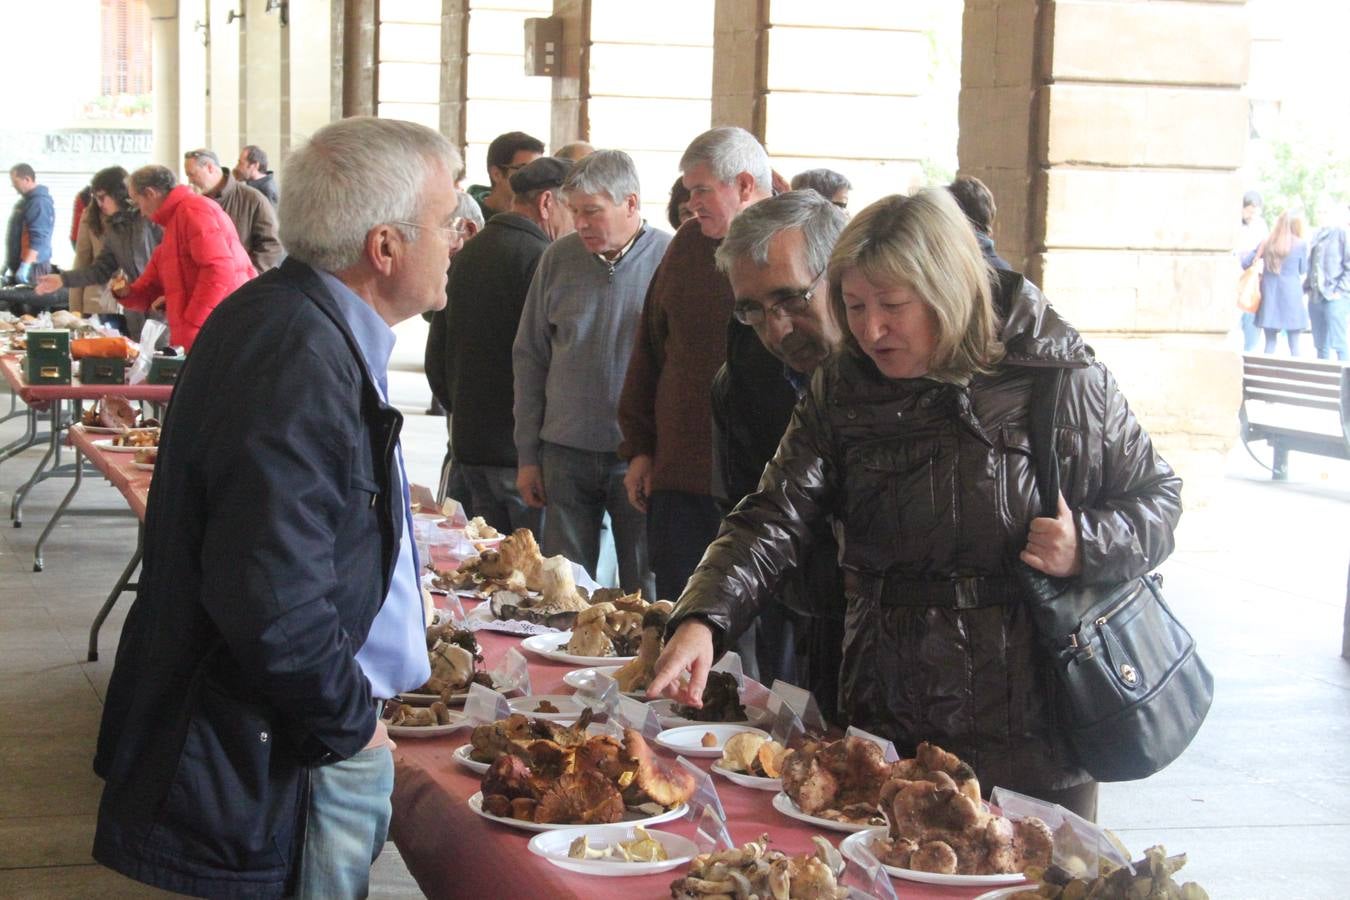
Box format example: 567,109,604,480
467,131,545,222
707,189,849,705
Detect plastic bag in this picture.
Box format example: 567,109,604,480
128,319,168,384
991,786,1132,879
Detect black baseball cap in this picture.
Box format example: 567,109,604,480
510,157,573,194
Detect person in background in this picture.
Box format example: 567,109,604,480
185,148,284,273
5,163,54,285
618,126,775,603
114,165,254,351
427,158,570,524
948,174,1012,272
711,189,848,703
1237,191,1268,351
666,176,693,231
467,131,545,222
65,183,106,314
790,168,851,210
514,151,670,596
650,189,1183,822
1306,199,1350,361
36,167,164,336
555,141,595,162
1243,210,1308,356
234,144,278,208
71,186,91,250
93,116,462,898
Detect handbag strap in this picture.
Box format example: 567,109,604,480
1026,366,1066,519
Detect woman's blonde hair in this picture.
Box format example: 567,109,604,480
827,189,1004,383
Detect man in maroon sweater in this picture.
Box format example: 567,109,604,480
618,127,773,602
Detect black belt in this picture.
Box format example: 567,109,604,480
849,574,1022,610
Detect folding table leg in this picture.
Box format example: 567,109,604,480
88,524,143,662
33,446,84,571
0,406,38,463
11,404,62,527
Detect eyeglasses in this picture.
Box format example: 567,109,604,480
390,218,470,242
732,269,825,326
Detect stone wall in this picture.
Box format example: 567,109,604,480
960,0,1252,510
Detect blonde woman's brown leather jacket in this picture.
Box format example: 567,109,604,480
669,270,1183,795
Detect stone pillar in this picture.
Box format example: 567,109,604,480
243,0,284,159
710,0,762,132
286,2,335,149
177,0,208,154
549,0,587,148
146,0,182,167
439,0,470,147
342,0,379,117
959,0,1251,512
208,0,242,154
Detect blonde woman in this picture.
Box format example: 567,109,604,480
649,189,1183,820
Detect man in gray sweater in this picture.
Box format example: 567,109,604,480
513,151,670,597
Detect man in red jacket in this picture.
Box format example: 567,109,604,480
114,165,255,350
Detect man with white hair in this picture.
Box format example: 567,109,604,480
184,147,284,272
618,126,775,603
514,150,668,596
93,117,463,899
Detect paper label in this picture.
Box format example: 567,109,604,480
770,679,826,732
491,647,532,696
463,682,511,724
845,725,900,763
677,755,726,822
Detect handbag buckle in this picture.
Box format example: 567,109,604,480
1120,663,1138,685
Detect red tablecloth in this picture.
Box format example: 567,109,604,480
0,352,173,405
67,424,151,520
390,610,1000,900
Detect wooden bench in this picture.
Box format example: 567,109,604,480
1239,354,1350,480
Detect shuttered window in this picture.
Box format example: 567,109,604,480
100,0,153,96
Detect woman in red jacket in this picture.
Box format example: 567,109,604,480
115,165,255,350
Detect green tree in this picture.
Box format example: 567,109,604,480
1259,140,1350,227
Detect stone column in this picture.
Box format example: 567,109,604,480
146,0,182,167
342,0,379,117
243,0,284,159
710,0,763,132
208,0,242,153
286,2,335,149
960,0,1251,510
549,0,588,148
439,0,470,147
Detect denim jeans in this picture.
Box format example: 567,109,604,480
1310,298,1349,360
1239,311,1261,351
647,490,724,602
459,463,542,535
295,744,394,900
539,441,654,597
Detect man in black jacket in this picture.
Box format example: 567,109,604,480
425,156,574,531
711,189,848,716
92,117,463,899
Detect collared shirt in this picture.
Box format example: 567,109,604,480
783,364,810,400
316,269,430,700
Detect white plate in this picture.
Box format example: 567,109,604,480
710,763,781,792
507,694,592,722
80,425,130,434
562,666,649,698
648,698,771,729
131,461,156,472
653,724,769,758
839,829,1029,887
452,743,490,774
467,792,687,833
92,438,152,453
973,887,1038,900
385,711,466,738
527,825,698,877
771,792,885,833
520,632,636,667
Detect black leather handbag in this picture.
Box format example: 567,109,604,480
1018,368,1213,782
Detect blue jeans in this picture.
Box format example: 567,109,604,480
295,744,394,900
1310,298,1349,360
647,490,724,602
459,463,542,535
539,441,654,596
1239,311,1261,351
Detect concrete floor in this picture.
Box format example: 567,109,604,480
0,320,1347,897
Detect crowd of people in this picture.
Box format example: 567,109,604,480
3,117,1185,896
1236,190,1350,360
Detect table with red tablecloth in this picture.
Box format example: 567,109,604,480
389,611,1001,900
